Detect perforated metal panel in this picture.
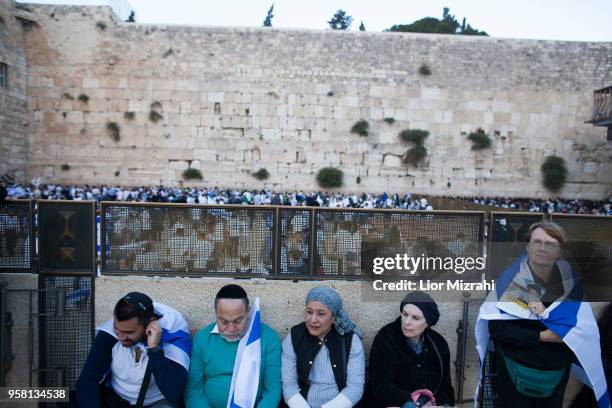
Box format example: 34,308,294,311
40,276,93,390
456,297,488,404
551,214,612,302
550,214,612,243
488,212,545,280
279,209,312,276
314,209,485,279
480,350,499,407
0,200,33,272
101,203,275,276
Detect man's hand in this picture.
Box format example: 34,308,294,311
146,320,162,348
539,329,562,343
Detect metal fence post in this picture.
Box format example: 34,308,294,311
0,281,7,387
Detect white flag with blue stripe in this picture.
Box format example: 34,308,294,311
227,297,261,408
98,302,191,370
475,254,610,408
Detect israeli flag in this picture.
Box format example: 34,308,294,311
475,254,610,408
227,297,261,408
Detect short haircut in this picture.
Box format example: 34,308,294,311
214,284,249,310
114,294,154,326
526,221,567,243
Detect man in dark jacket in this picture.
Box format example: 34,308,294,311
76,292,191,407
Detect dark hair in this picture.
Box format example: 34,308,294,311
214,297,249,310
214,284,249,310
114,296,154,326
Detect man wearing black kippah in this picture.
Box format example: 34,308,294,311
184,284,281,408
76,292,191,407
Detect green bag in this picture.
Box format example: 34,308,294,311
500,351,565,398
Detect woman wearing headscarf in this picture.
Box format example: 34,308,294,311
368,291,455,408
281,286,365,408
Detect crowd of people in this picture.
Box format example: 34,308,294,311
73,222,609,408
3,181,612,214
467,196,612,215
4,182,436,210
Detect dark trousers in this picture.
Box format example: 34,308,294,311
495,350,571,408
100,386,132,408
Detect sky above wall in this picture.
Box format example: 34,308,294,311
22,0,612,42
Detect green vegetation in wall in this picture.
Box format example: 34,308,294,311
183,168,203,180
351,119,369,137
252,168,270,180
399,128,429,167
467,128,492,150
399,129,429,144
106,121,120,141
403,145,428,166
317,167,343,188
541,155,567,192
418,64,432,76
149,101,163,123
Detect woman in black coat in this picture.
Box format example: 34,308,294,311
368,291,455,408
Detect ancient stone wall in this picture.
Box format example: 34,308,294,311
23,5,612,198
0,0,30,184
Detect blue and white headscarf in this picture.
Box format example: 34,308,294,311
306,286,362,338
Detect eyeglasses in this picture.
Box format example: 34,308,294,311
529,239,560,250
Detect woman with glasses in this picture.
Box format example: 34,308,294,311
479,222,591,408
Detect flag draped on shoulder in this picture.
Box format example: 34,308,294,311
97,302,191,370
227,297,262,408
474,254,610,408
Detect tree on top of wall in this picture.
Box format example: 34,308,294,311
386,7,488,36
263,4,274,27
328,9,353,30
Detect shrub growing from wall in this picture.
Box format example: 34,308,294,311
252,168,270,180
541,155,567,192
317,167,343,188
403,145,428,166
106,122,120,141
467,128,492,150
399,129,429,144
399,128,429,166
183,168,203,180
351,119,369,137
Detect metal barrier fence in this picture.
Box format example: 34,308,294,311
101,203,276,276
1,199,611,404
487,212,546,280
455,294,488,404
0,200,94,397
40,276,93,390
312,208,486,280
550,214,612,243
0,200,34,273
100,203,487,280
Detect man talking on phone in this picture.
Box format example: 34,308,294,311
76,292,191,407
